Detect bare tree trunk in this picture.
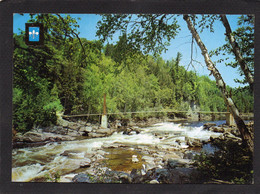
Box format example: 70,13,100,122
183,14,253,153
220,15,254,91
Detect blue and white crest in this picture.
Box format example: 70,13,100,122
28,27,40,42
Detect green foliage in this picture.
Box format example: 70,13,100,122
44,171,61,182
194,139,253,184
97,14,180,55
209,15,254,86
13,80,62,132
13,14,253,132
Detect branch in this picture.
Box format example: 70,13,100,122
220,15,254,91
56,14,86,55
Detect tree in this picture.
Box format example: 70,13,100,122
96,14,253,153
220,15,254,91
183,14,253,153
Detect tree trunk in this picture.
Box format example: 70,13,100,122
220,15,254,91
183,14,253,153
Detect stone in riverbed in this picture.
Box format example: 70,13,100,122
97,128,113,135
22,131,46,142
68,122,81,130
209,126,224,133
88,132,107,138
72,173,94,183
162,153,181,162
185,137,202,147
203,122,216,130
80,158,92,168
132,155,139,163
79,126,93,133
167,158,192,168
150,179,159,184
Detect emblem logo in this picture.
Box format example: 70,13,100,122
25,23,44,45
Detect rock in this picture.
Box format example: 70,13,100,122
80,158,92,168
209,134,222,141
88,132,107,138
142,156,155,162
132,155,139,163
68,122,81,130
67,130,79,137
185,137,202,147
224,132,242,142
104,170,131,183
144,163,157,171
60,135,75,141
167,158,191,168
203,123,216,130
154,168,170,183
72,174,93,183
97,150,107,155
22,132,46,142
209,126,224,133
61,150,82,157
118,172,132,183
130,169,143,183
97,128,112,135
93,154,104,161
79,126,92,133
183,151,194,160
150,179,159,184
78,120,86,125
57,117,70,127
162,153,181,162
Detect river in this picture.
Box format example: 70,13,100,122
12,120,226,182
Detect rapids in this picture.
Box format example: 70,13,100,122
12,121,224,182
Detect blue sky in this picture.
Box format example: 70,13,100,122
13,13,248,88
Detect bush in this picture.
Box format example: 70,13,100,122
193,139,253,184
13,81,63,132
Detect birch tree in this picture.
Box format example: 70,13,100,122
220,15,254,91
183,14,253,153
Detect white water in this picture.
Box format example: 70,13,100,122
12,122,222,182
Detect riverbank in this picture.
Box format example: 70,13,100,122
12,118,253,183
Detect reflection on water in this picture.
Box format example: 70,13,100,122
12,121,222,182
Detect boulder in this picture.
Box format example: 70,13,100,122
132,155,139,163
209,126,224,133
142,156,155,163
72,174,93,183
67,130,79,137
130,169,143,183
60,150,85,159
104,170,131,183
88,132,107,138
96,150,107,155
203,123,216,130
150,179,159,184
154,168,170,183
185,137,202,147
97,128,112,135
79,126,92,133
183,151,194,160
68,122,81,130
167,158,191,168
22,132,46,142
162,153,181,162
57,117,70,127
80,158,92,168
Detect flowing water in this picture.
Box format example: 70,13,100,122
12,120,225,182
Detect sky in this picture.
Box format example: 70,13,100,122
13,13,249,88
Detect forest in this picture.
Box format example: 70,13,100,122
13,14,253,133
